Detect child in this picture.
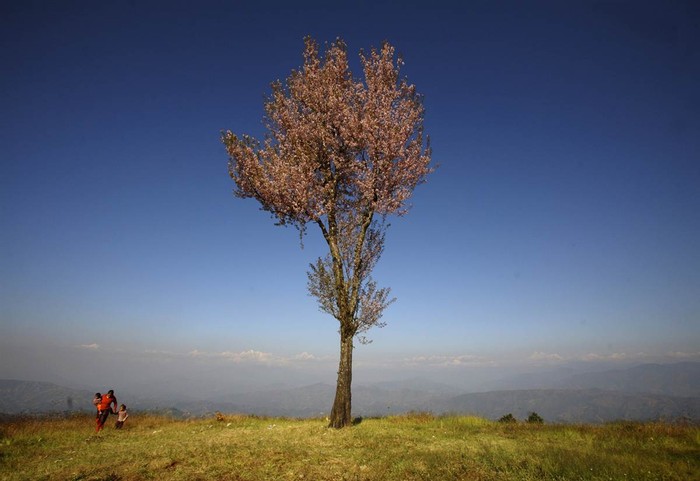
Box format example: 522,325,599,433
115,404,129,429
93,393,102,430
93,393,102,412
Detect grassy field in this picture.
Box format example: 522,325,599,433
1,412,698,481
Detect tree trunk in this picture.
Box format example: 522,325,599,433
328,330,353,428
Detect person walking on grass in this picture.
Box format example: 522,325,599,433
115,404,128,429
93,392,102,431
96,389,117,433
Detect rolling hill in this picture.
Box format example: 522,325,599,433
2,362,698,423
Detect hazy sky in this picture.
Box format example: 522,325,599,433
2,1,699,396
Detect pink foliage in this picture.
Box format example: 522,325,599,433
223,37,432,229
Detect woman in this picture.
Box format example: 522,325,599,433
95,389,117,432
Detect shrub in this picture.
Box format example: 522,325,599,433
498,413,517,423
527,412,544,424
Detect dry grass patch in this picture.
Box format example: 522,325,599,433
0,414,697,481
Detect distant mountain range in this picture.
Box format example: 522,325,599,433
486,361,700,397
2,362,698,423
554,362,700,397
433,389,698,423
0,379,95,413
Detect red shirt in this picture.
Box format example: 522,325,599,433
98,394,117,412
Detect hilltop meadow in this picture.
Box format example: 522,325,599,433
1,413,697,481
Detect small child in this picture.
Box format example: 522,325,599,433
93,393,102,413
114,404,129,429
93,393,102,431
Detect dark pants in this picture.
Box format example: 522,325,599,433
97,409,110,428
115,420,124,429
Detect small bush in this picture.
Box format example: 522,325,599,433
498,413,517,423
527,412,544,424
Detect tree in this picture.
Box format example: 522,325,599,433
498,413,517,424
222,37,432,428
527,412,544,424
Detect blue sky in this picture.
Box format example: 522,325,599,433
1,1,699,394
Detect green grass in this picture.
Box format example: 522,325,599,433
1,413,697,480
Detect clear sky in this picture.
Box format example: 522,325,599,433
2,0,699,396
